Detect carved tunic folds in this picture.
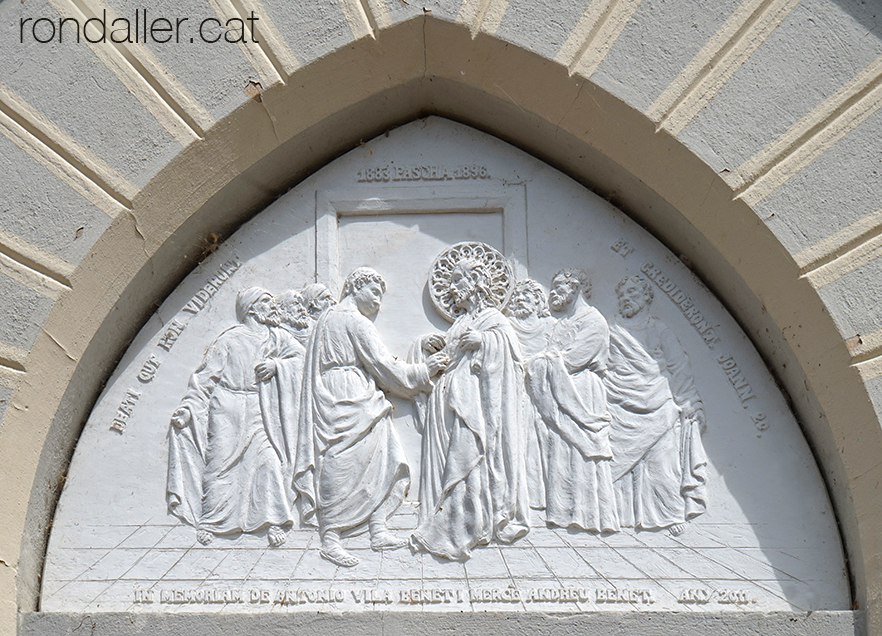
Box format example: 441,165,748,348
606,317,708,529
166,326,299,535
527,305,619,532
411,307,531,560
294,305,429,535
509,315,555,510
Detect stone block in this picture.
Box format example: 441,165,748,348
678,0,882,173
0,0,181,186
0,134,109,264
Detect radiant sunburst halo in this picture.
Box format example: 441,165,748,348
428,241,515,322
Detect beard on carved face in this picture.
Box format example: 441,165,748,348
253,303,280,326
618,296,644,318
282,309,309,329
549,288,574,312
452,282,474,308
509,295,538,319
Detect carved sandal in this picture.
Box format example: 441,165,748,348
320,546,359,567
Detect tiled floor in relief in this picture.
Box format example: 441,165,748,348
41,503,849,613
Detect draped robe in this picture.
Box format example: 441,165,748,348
509,314,554,510
527,304,618,532
261,330,306,487
605,316,708,529
411,306,530,561
293,305,428,535
167,325,300,534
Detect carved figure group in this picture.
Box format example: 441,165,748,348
167,241,708,565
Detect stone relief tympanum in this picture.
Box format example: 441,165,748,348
43,119,848,614
167,242,709,565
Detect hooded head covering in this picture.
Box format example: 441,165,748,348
302,283,336,316
302,283,331,304
236,287,272,322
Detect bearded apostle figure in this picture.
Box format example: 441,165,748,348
410,243,530,561
526,269,619,533
302,283,335,323
504,278,555,510
263,289,310,485
294,268,446,567
276,289,311,348
605,275,708,534
167,288,301,547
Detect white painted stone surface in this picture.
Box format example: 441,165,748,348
42,118,848,614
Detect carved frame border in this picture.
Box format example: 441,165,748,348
315,183,528,293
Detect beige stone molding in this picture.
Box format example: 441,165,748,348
457,0,511,38
339,0,392,41
555,0,642,78
48,0,213,144
0,82,136,217
206,0,299,85
735,54,882,206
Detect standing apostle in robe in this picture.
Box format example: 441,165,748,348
167,288,301,547
264,289,310,487
504,278,555,510
294,268,447,567
605,276,708,534
302,283,335,321
411,257,531,561
526,269,619,532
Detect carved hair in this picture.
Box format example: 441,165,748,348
277,289,308,328
277,289,303,309
301,283,333,316
507,279,550,317
552,268,592,299
341,267,387,299
235,287,272,322
615,275,654,304
454,258,493,309
429,242,514,321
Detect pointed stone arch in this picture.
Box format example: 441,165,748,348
2,15,876,635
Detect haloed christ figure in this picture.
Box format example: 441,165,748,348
410,257,531,561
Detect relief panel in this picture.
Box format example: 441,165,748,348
41,118,849,614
